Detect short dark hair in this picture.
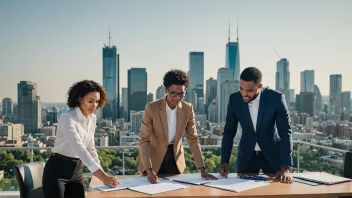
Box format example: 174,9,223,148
67,80,107,109
240,67,262,85
163,69,190,88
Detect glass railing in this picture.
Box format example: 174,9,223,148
0,141,349,193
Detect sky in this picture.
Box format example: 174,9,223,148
0,0,351,102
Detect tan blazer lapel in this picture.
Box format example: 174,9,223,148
159,98,169,141
175,102,184,143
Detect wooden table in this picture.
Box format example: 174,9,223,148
87,173,352,198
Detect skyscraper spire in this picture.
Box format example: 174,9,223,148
109,25,111,47
237,21,239,42
228,20,231,43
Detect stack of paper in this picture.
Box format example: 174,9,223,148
90,185,127,192
91,176,189,194
204,178,269,192
129,181,189,195
293,172,351,185
164,173,232,185
91,176,151,192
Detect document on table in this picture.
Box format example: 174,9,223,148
129,180,189,195
91,176,189,194
204,178,269,192
90,185,127,192
293,172,351,185
91,176,152,192
164,173,234,185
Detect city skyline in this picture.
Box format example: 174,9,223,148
1,1,352,102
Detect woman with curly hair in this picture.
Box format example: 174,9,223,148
42,80,118,198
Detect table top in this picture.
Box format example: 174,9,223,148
87,173,352,198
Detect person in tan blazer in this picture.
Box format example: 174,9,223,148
136,69,217,183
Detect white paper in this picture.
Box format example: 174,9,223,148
90,185,127,192
204,178,269,192
164,173,232,185
117,176,152,188
293,172,351,185
91,176,151,192
129,181,189,195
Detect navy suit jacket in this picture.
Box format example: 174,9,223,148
221,87,293,173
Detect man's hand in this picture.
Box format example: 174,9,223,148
146,168,159,184
275,166,292,184
219,163,229,177
199,167,217,180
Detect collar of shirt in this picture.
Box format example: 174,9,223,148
166,102,177,112
250,89,261,104
75,107,91,123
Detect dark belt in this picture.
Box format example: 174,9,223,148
52,153,80,161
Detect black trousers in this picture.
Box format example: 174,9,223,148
42,153,85,198
157,144,180,174
241,151,276,174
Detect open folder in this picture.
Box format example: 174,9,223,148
91,177,189,194
293,172,351,185
164,173,234,185
204,178,269,192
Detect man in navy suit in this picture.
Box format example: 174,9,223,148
219,67,293,184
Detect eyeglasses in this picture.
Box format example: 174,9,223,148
167,88,187,98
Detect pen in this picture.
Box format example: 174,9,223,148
240,175,267,181
108,169,116,177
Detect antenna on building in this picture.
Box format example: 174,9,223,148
274,48,281,59
236,21,239,42
228,20,231,43
109,25,111,47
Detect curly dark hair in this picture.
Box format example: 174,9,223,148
240,67,262,85
163,69,190,88
67,80,107,109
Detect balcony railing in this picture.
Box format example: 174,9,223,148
0,140,349,195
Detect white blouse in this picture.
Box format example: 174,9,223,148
52,107,101,172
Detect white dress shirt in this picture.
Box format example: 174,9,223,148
52,107,101,173
166,103,177,144
248,90,261,151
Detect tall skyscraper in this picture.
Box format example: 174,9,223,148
189,52,204,110
225,23,240,81
207,99,217,123
289,89,295,108
130,110,144,134
121,88,128,120
128,68,147,120
276,58,290,105
342,91,351,111
329,74,342,116
189,52,204,91
191,90,198,112
102,32,120,120
220,80,238,123
217,68,234,123
295,94,300,112
315,85,322,115
17,81,41,133
301,70,315,93
148,93,154,103
299,92,315,117
2,98,13,117
206,78,217,106
197,97,205,114
289,89,295,103
156,85,166,100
